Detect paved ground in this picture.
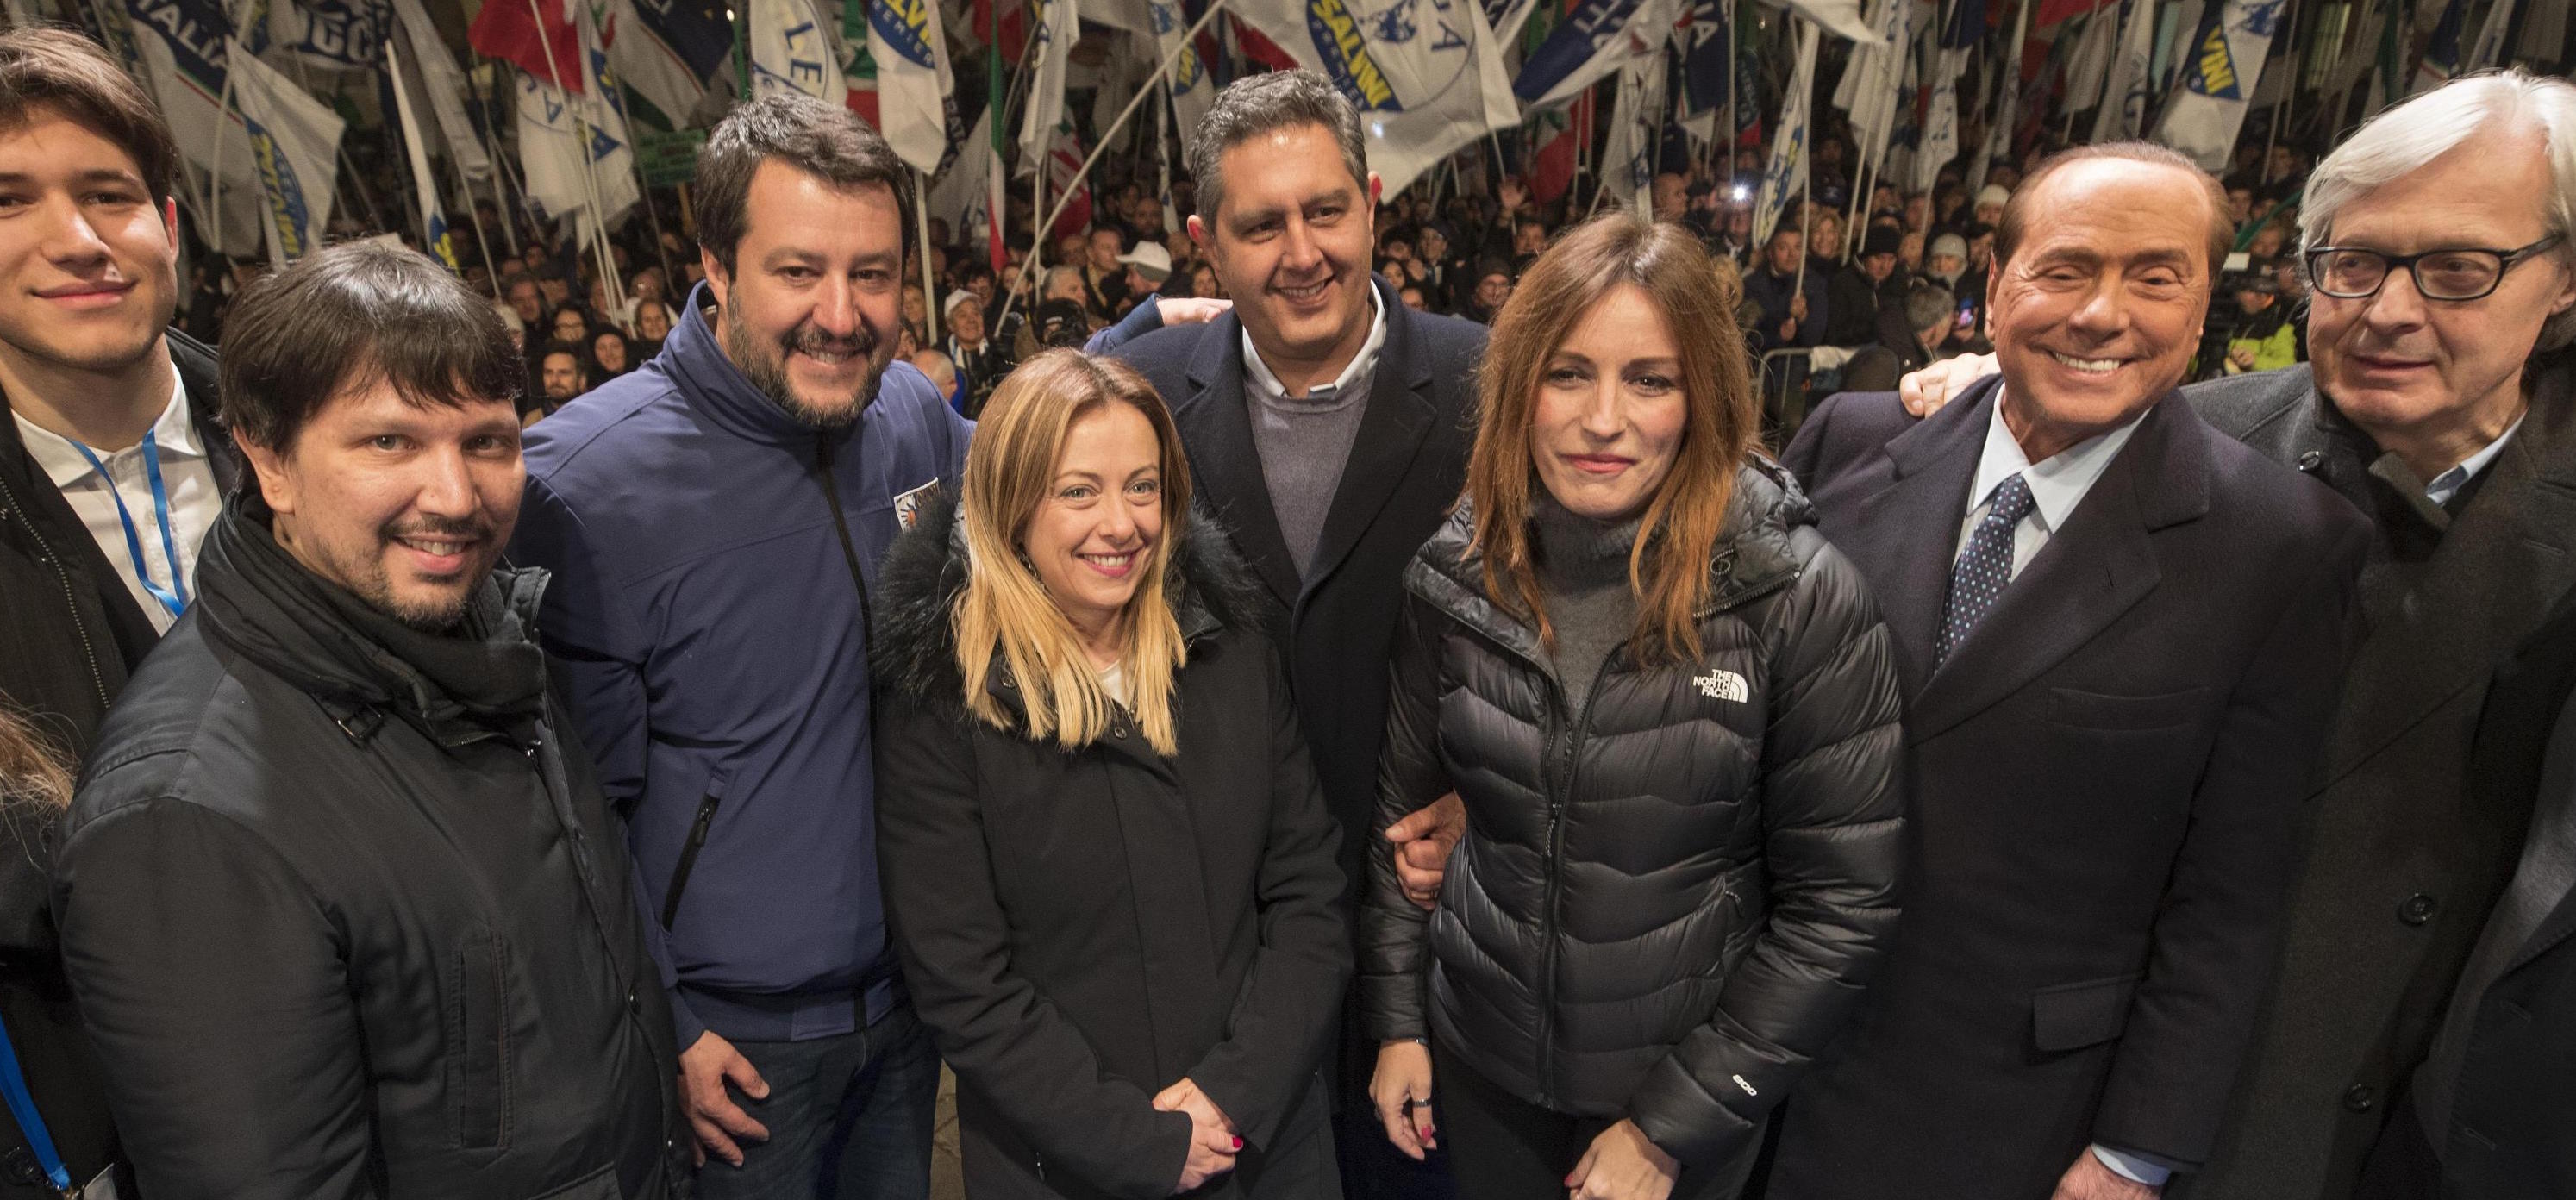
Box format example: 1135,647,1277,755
933,1066,965,1200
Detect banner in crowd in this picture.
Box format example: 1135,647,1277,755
865,0,960,173
1916,47,1961,192
514,2,641,237
2060,2,2119,116
222,36,343,263
1830,0,1913,186
928,106,1005,270
121,0,270,253
1044,122,1091,238
748,0,847,103
469,0,587,92
390,0,491,179
1224,0,1522,196
2154,0,2283,171
1513,0,1676,109
383,34,457,270
1752,16,1816,245
1599,52,1661,209
2088,0,2155,141
266,0,389,68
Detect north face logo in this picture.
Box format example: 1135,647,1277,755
1694,669,1748,703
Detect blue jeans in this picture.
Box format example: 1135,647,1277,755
692,1003,939,1200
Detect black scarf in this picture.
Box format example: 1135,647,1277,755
195,495,548,733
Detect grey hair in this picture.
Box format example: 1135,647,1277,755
1902,283,1956,332
2301,69,2576,352
1185,70,1369,222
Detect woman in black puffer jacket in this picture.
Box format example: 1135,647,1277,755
1360,214,1906,1200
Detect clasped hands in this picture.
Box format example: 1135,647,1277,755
1370,1040,1679,1200
1153,1077,1241,1194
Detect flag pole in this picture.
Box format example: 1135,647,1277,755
1004,0,1231,316
466,58,527,258
523,0,624,317
917,167,940,341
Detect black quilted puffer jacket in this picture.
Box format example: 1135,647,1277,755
1358,461,1904,1173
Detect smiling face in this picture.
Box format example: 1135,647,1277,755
0,106,178,378
2307,125,2576,457
703,160,903,431
241,378,524,631
1022,401,1166,647
1529,284,1688,522
1989,157,2214,459
1189,122,1377,381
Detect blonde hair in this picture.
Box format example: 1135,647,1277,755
953,350,1194,755
1467,213,1762,665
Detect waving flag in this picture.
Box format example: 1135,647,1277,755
2412,0,2467,93
1917,47,1962,191
2467,0,2519,71
1831,0,1913,181
385,34,456,270
391,0,491,178
2089,0,2155,141
2154,0,2283,170
866,0,960,172
1513,0,1674,108
471,0,585,92
1966,0,2029,194
267,0,389,67
224,36,342,263
1147,0,1216,130
607,0,727,125
121,0,266,253
516,2,640,234
1018,0,1077,169
748,0,847,103
1223,0,1523,196
1752,17,1817,245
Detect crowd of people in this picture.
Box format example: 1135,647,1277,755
7,16,2576,1200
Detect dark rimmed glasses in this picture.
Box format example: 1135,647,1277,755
2303,234,2566,301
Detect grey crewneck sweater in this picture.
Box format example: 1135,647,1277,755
1530,496,1643,711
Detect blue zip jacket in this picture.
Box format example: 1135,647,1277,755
511,284,971,1050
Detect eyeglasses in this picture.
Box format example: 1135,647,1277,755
2303,234,2565,301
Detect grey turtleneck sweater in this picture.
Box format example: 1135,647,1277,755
1530,496,1644,711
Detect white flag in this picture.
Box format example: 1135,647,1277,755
750,0,848,103
224,37,343,264
867,0,958,173
604,0,711,126
1830,0,1913,179
927,104,992,230
1917,47,1963,192
1600,56,1660,211
514,7,640,238
2089,0,2156,141
1754,17,1819,246
1018,0,1077,172
1146,0,1212,131
2061,3,2121,115
1226,0,1524,196
2154,0,2285,171
384,34,459,270
2467,0,2517,70
390,0,491,180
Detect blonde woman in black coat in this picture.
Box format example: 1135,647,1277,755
873,350,1349,1199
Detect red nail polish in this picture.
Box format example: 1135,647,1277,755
1230,1136,1243,1150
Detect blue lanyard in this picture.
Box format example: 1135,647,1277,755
69,429,188,621
0,1015,71,1195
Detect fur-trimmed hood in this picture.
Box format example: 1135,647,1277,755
870,484,1278,717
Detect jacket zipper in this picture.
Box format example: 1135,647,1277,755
660,793,721,928
1533,653,1612,1109
811,436,878,637
0,469,111,712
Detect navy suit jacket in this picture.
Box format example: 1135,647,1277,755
1764,378,2369,1198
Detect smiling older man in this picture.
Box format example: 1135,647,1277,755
1766,142,2370,1200
1892,72,2576,1200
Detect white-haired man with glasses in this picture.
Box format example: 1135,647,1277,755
1893,70,2576,1200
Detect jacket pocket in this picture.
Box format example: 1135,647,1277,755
2047,686,2210,732
450,924,512,1149
659,778,727,929
2030,972,2143,1053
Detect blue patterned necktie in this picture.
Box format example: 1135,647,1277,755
1938,472,2035,666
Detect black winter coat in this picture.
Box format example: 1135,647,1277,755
1358,464,1905,1177
0,329,224,1196
872,494,1350,1200
51,503,688,1200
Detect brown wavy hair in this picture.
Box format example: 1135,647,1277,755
0,703,70,812
1466,214,1760,666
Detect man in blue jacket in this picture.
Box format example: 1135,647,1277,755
509,95,970,1198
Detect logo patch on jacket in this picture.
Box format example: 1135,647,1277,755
893,478,940,530
1694,669,1749,703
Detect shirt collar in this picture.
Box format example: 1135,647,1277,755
1241,282,1388,403
2425,411,2525,507
1969,387,2149,534
12,367,196,490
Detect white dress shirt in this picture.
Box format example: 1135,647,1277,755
11,372,220,633
1954,389,2149,580
2425,412,2524,509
